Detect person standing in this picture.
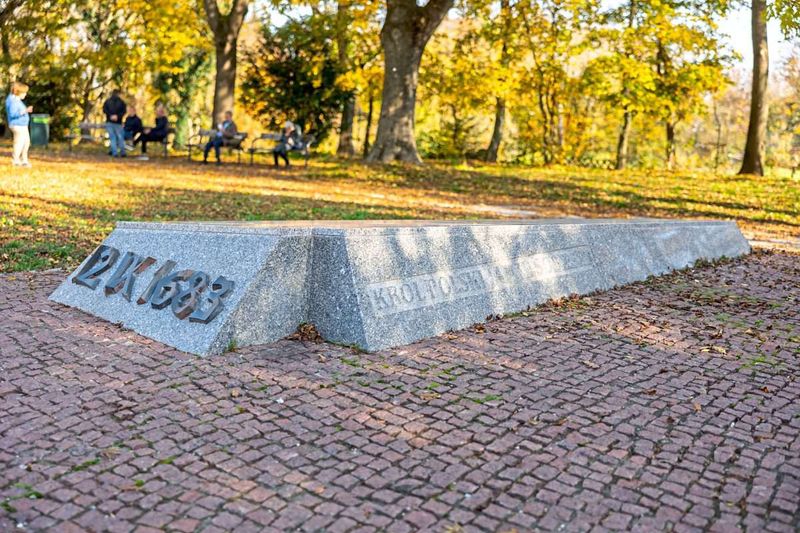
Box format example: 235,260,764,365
135,104,169,158
203,110,238,164
102,89,127,157
5,81,32,167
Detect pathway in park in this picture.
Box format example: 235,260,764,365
1,251,798,532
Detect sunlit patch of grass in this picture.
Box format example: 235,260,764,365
1,143,798,272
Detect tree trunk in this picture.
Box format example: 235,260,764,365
337,97,356,156
613,1,637,170
203,0,249,126
212,37,237,125
366,16,424,163
485,0,510,163
335,1,356,156
0,26,10,103
363,92,374,158
79,72,97,143
739,0,769,176
537,86,552,165
0,25,9,62
713,100,723,171
485,97,505,162
366,0,453,164
665,121,677,170
615,110,633,170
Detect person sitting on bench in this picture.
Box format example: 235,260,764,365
134,104,169,155
123,105,143,149
203,111,238,164
273,120,301,167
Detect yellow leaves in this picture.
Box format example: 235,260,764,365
418,390,441,401
699,345,729,356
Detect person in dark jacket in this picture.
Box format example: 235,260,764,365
273,120,301,166
134,104,169,156
102,89,127,157
202,110,238,164
123,105,143,148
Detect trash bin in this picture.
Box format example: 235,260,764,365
29,113,50,147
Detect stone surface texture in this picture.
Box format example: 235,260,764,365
49,223,312,356
50,219,750,355
1,250,799,532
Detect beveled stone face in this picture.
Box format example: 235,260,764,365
50,218,751,355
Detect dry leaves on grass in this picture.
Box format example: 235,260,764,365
2,150,798,273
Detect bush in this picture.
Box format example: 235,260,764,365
241,15,351,142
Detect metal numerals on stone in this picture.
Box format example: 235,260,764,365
189,276,234,324
104,252,156,301
73,245,120,290
72,245,234,324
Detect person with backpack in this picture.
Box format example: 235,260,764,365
102,89,127,157
273,121,301,167
5,81,33,167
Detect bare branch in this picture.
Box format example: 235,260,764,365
202,0,221,34
227,0,250,37
0,0,24,27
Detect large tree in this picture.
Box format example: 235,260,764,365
739,0,768,175
739,0,800,175
472,0,517,163
366,0,454,164
202,0,249,125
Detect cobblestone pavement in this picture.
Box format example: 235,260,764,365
1,251,799,533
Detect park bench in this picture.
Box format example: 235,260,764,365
158,128,176,157
186,129,248,163
67,123,174,157
66,122,107,151
565,155,616,170
247,133,316,166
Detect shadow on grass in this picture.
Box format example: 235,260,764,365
0,184,451,272
20,146,800,223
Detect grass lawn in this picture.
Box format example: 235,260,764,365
1,142,798,272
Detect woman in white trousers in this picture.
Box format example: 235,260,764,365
5,81,33,167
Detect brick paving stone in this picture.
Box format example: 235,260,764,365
1,250,799,531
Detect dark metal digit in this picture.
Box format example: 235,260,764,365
189,276,235,324
137,260,176,305
149,269,194,310
73,245,120,290
171,271,210,319
104,252,156,301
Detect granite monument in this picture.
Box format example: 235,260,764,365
50,219,750,355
